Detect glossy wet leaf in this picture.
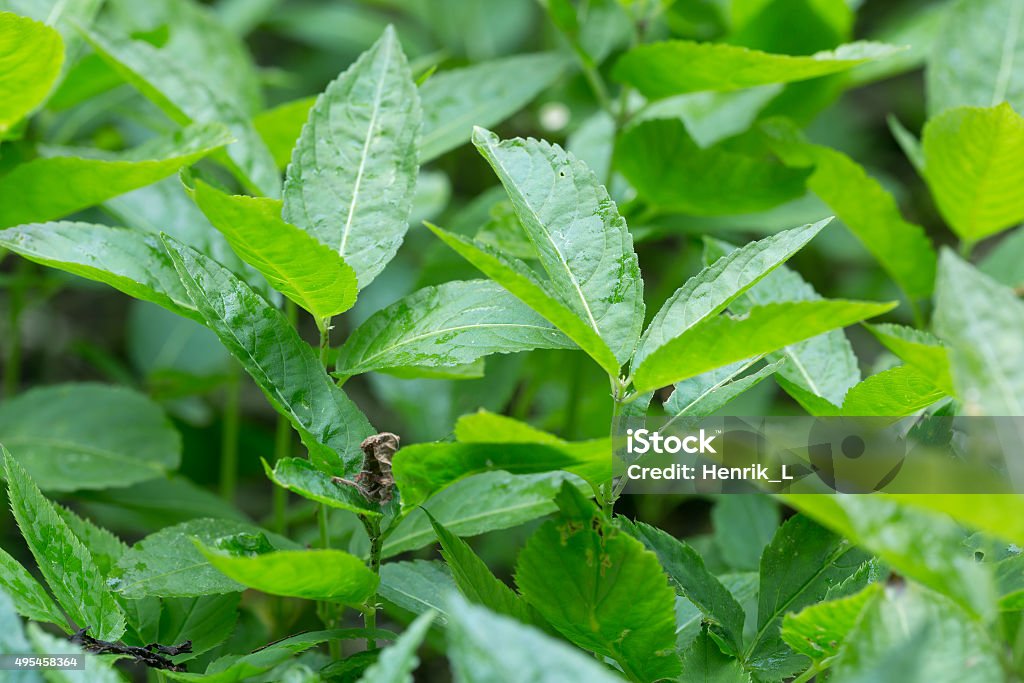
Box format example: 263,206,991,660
192,180,357,321
0,12,62,135
473,128,644,366
0,123,231,228
263,457,380,517
613,40,899,99
3,450,125,641
163,237,374,477
356,611,434,683
198,545,377,605
0,383,180,491
335,280,573,376
515,485,681,682
282,26,421,289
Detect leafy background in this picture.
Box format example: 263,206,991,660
0,0,1023,681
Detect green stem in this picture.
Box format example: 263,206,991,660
219,364,242,502
3,258,30,399
959,239,975,259
270,301,298,535
602,379,627,511
791,664,821,683
362,515,383,650
314,314,341,657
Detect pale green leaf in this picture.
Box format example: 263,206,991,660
0,588,42,683
263,457,380,518
163,237,374,477
666,360,783,418
613,40,900,100
335,280,573,376
446,595,626,683
3,449,125,641
378,560,454,622
0,124,231,228
637,85,782,148
198,545,377,605
880,494,1024,548
635,220,828,369
253,95,316,169
515,485,681,681
922,103,1024,242
867,324,954,395
191,180,357,321
711,495,780,573
781,583,883,664
633,300,894,392
678,631,751,683
933,249,1024,415
473,127,644,366
0,383,180,491
426,223,621,374
26,623,123,683
981,227,1024,288
0,547,66,628
0,11,62,134
282,26,421,289
356,611,434,683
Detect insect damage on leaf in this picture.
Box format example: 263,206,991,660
334,432,400,504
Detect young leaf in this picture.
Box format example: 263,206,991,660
665,359,783,418
473,128,644,367
334,280,574,376
926,0,1024,115
282,25,421,290
447,596,627,683
0,12,62,135
745,515,870,677
0,547,66,628
619,518,746,656
922,103,1024,243
634,220,828,370
356,611,435,683
191,180,358,322
426,224,621,375
82,27,279,197
762,121,937,299
0,123,231,228
934,249,1024,415
378,560,455,622
515,485,681,681
163,237,374,477
840,365,947,417
197,545,377,605
711,495,780,573
678,631,750,683
781,583,883,664
428,515,540,627
868,324,954,395
3,449,125,641
616,119,810,216
633,300,895,392
262,457,381,518
612,40,900,99
0,383,181,491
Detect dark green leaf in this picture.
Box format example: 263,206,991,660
263,457,380,518
678,631,750,683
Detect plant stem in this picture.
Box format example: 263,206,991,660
314,314,340,656
270,301,299,535
362,515,383,650
3,258,29,399
791,664,821,683
219,364,242,502
601,379,627,511
959,239,975,259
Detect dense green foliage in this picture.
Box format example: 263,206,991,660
1,0,1023,681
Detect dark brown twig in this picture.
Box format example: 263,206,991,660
70,629,192,672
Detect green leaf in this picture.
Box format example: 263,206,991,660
472,128,644,367
426,224,621,375
82,27,279,197
636,85,782,148
139,594,240,662
0,588,40,683
619,518,746,656
745,515,870,677
704,238,862,407
163,237,374,477
446,595,627,683
191,180,357,322
665,360,783,418
616,119,810,216
926,0,1024,115
981,227,1024,288
420,53,569,161
515,485,681,682
263,457,380,518
111,518,293,599
934,249,1024,415
356,611,434,683
335,280,573,376
0,12,62,135
922,103,1024,242
839,365,947,417
830,585,1003,681
612,40,900,100
197,545,377,605
26,623,122,683
53,504,126,577
0,221,201,322
635,220,828,370
780,496,997,620
2,449,125,641
282,25,421,290
867,324,954,395
428,515,539,627
781,583,883,664
633,300,895,392
711,495,780,573
0,547,66,628
378,560,455,622
762,121,937,299
678,631,750,683
253,96,317,169
882,494,1024,548
0,383,181,491
0,123,231,228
